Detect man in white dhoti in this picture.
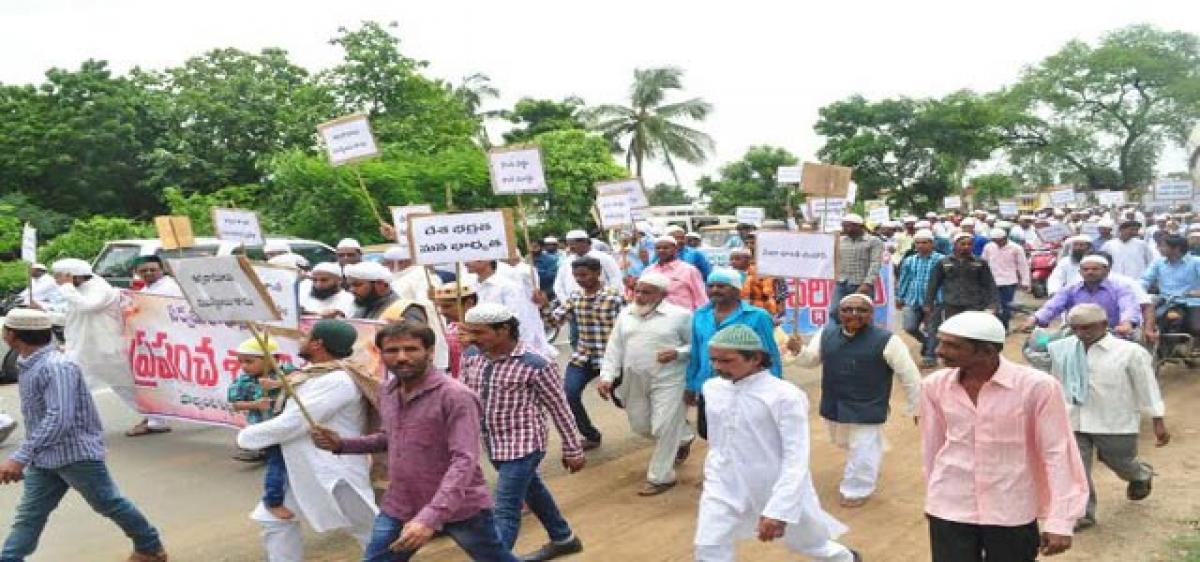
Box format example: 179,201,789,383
597,272,695,495
786,293,921,507
695,324,860,562
236,319,379,562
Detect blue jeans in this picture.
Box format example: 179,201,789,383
996,285,1017,330
362,511,516,562
901,306,936,359
491,450,572,550
262,444,287,508
563,362,601,442
1,460,162,561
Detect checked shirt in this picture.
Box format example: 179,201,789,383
552,285,625,368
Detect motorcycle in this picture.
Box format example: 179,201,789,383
1027,241,1060,299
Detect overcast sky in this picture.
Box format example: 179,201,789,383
3,0,1197,188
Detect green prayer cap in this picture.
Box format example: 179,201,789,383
310,319,357,358
708,324,764,352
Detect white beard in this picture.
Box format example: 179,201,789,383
631,300,663,316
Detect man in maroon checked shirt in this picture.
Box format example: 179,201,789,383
311,321,516,562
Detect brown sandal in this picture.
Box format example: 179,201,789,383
638,481,677,496
124,421,172,437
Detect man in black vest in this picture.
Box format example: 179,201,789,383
924,231,998,342
786,293,921,508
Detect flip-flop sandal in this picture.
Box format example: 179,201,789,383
125,425,172,437
637,481,677,496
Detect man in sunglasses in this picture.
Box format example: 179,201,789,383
786,293,921,508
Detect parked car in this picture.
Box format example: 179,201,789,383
93,237,336,288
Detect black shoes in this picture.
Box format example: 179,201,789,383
1127,477,1152,501
520,536,583,561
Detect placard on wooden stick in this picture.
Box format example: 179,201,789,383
211,208,264,247
317,113,381,166
389,204,433,260
595,194,633,229
754,231,838,279
594,178,650,209
488,145,548,195
154,215,195,250
800,162,853,198
405,209,520,266
170,256,281,323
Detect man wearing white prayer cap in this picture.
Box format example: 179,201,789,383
981,226,1030,330
786,292,920,508
267,253,309,270
643,234,708,311
832,212,883,318
346,261,449,369
597,270,697,495
466,259,557,360
19,262,61,310
1048,235,1095,295
553,229,624,311
1023,253,1141,336
380,245,432,303
299,262,356,318
895,229,944,367
921,310,1087,560
924,230,998,346
1045,303,1168,531
335,238,363,266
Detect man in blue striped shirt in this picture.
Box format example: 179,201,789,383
895,230,944,368
0,309,167,562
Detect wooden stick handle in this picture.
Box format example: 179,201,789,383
248,323,317,429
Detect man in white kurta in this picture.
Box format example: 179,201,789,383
1100,221,1157,281
597,272,694,494
19,264,61,309
236,319,377,562
553,230,624,300
467,259,557,358
299,262,356,318
787,293,921,506
696,324,858,562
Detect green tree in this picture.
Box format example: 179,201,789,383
524,129,629,237
451,72,501,147
161,184,281,236
997,25,1200,190
697,146,800,219
40,216,155,263
585,67,714,184
969,173,1018,206
501,97,587,144
646,183,691,206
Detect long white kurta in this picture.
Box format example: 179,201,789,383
475,272,557,358
59,277,135,408
237,370,377,561
599,301,693,484
696,371,849,560
552,249,624,300
20,274,62,309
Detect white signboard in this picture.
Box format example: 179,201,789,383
998,200,1019,218
406,210,518,266
594,178,650,209
170,256,281,323
20,223,35,264
805,199,847,232
488,146,548,195
596,194,633,229
1081,223,1101,239
1155,180,1194,201
251,264,300,330
867,205,890,224
735,206,766,226
1096,191,1127,206
1035,223,1072,244
317,114,380,166
777,166,803,184
389,204,434,260
211,208,264,247
1050,188,1076,206
943,196,962,209
754,231,837,279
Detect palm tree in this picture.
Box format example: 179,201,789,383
585,67,715,185
452,72,501,147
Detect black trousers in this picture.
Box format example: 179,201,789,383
927,514,1039,562
696,393,707,440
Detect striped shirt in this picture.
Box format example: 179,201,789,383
552,286,625,367
837,234,884,286
460,343,584,462
10,346,106,469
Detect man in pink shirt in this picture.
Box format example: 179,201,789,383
920,311,1087,561
980,228,1030,331
644,235,708,310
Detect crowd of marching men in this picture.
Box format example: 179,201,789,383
0,201,1192,561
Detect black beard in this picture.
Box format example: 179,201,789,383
310,285,339,300
1071,251,1086,262
354,290,383,308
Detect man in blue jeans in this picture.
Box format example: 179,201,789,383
895,229,944,368
0,308,167,562
550,256,626,450
461,303,588,561
830,213,884,321
310,321,515,562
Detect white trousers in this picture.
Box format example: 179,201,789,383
694,498,853,562
620,368,693,485
829,423,883,500
255,481,376,562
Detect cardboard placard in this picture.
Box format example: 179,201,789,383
154,215,195,250
1035,223,1072,243
1096,191,1127,206
389,204,434,260
594,178,650,209
170,256,280,323
998,200,1019,218
1155,180,1194,201
488,145,548,195
1050,188,1076,206
735,206,765,226
251,263,300,330
21,223,36,264
596,194,633,229
943,196,962,209
211,208,264,247
406,209,519,265
800,162,853,197
754,231,837,279
805,199,847,233
868,205,890,224
776,165,803,184
317,113,380,166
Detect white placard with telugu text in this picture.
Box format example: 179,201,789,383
211,208,264,247
489,146,548,195
754,231,837,279
317,114,380,166
406,210,518,266
170,256,280,323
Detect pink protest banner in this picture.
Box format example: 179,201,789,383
124,293,382,428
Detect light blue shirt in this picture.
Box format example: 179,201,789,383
686,301,781,392
11,346,106,469
1141,254,1200,302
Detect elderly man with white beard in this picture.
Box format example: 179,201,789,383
597,272,695,496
